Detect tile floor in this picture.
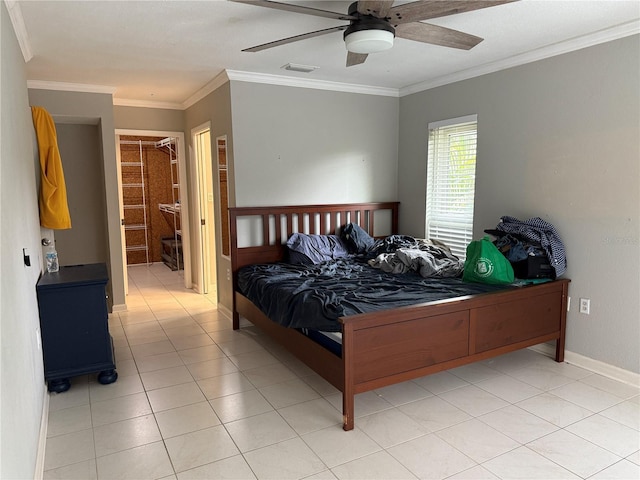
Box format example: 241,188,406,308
44,263,640,480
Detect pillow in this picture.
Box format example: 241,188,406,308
286,233,350,265
341,223,375,254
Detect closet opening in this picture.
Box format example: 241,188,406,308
116,131,191,294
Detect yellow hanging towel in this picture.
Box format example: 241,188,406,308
31,106,72,229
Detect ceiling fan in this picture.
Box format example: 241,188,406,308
230,0,516,67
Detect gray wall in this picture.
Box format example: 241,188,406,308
185,81,234,309
55,123,109,265
230,81,399,310
28,89,125,310
184,80,400,312
0,3,47,478
230,81,399,207
398,35,640,373
114,105,185,132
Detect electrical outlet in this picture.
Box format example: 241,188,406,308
226,268,231,281
579,298,590,314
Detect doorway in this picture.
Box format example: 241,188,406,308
192,124,217,296
115,129,191,295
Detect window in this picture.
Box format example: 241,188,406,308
426,115,478,260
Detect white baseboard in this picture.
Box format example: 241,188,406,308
111,303,127,313
190,281,202,294
529,344,640,387
34,387,49,480
217,304,232,322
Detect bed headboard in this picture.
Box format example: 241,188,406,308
229,202,399,272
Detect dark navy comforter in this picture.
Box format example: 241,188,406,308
237,258,510,332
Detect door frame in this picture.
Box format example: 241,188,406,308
191,122,217,295
115,129,192,290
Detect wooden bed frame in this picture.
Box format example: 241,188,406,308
229,202,569,431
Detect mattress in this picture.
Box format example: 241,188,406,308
301,329,342,356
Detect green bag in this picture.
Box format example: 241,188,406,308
463,236,514,285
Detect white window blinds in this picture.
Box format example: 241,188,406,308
426,115,478,260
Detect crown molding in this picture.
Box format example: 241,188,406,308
112,97,184,110
4,0,33,62
27,80,117,95
182,71,231,109
225,69,399,97
115,69,395,110
112,71,230,110
400,20,640,97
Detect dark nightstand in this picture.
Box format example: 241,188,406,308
36,263,117,392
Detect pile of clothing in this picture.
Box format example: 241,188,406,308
367,236,463,278
487,216,567,279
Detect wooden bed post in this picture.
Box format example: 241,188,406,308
342,322,355,431
229,208,240,330
391,203,399,234
555,280,569,362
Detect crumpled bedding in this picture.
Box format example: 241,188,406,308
368,238,463,278
237,257,509,332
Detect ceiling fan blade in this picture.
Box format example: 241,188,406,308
356,1,394,19
346,52,368,67
242,26,347,52
389,0,516,25
395,22,482,50
230,0,356,21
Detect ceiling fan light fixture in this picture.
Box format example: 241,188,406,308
344,21,395,54
345,29,394,54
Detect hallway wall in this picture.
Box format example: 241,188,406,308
1,3,47,478
55,122,109,266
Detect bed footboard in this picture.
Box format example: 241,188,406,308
339,279,569,430
236,278,568,431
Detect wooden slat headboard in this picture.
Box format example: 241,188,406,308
229,202,399,273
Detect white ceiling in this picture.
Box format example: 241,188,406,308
12,0,640,108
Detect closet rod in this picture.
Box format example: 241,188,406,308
120,140,157,146
155,137,176,148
